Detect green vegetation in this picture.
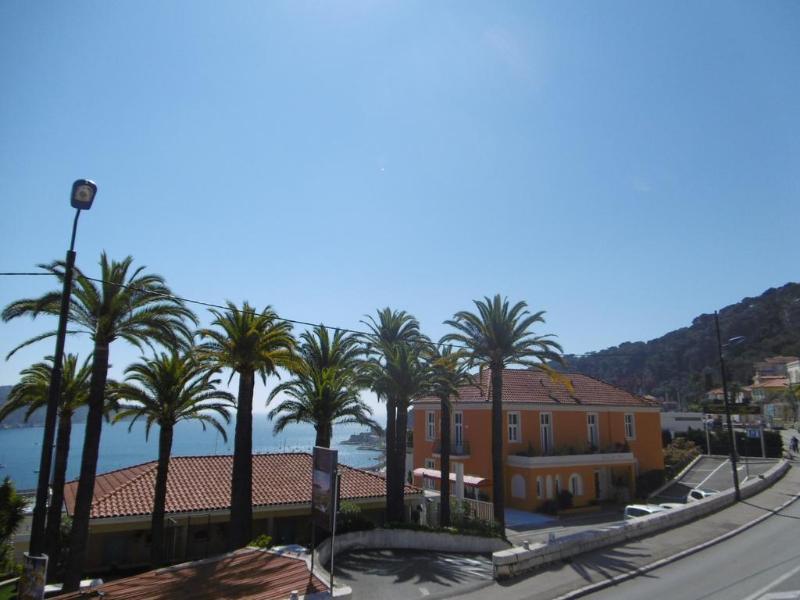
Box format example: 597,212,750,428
565,283,800,402
248,534,273,549
0,478,25,578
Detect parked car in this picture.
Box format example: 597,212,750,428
624,504,667,520
686,488,717,502
658,502,685,510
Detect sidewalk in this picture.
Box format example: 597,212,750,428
454,461,800,600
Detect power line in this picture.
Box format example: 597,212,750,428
0,270,654,359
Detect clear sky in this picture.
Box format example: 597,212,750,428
1,1,798,413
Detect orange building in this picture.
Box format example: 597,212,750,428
412,369,663,511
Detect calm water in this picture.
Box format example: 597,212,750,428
0,418,383,490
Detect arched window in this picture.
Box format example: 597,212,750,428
536,476,544,499
511,474,526,499
555,476,561,495
570,473,583,496
546,475,554,499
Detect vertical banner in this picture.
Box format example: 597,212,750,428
312,447,338,532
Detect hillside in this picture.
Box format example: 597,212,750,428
0,384,89,428
564,283,800,405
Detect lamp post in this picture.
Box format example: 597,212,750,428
26,180,96,567
714,311,741,502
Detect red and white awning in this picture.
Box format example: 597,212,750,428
412,468,488,487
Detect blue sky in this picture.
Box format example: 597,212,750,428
1,1,798,412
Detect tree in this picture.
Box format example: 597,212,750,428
2,253,195,591
0,354,107,577
362,309,429,522
427,345,473,527
267,326,374,448
443,295,563,531
198,302,296,550
113,351,234,565
0,477,26,575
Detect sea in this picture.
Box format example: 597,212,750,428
0,418,384,491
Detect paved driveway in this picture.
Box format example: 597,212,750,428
654,455,777,502
332,550,493,600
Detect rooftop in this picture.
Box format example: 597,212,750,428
55,548,327,600
419,369,658,407
63,452,419,519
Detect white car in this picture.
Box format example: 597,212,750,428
624,504,667,520
658,502,685,510
686,488,717,502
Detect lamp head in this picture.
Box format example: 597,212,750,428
70,179,97,210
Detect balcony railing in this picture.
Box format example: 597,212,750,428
433,440,471,456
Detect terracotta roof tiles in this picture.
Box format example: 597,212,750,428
63,452,419,520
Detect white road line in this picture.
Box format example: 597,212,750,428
759,592,800,599
419,587,430,596
740,564,800,600
696,459,731,488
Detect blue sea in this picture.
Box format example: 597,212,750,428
0,418,384,491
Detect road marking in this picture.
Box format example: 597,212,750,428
759,592,800,599
740,564,800,600
696,459,730,488
419,587,430,596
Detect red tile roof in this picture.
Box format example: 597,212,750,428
56,548,327,600
63,453,419,520
419,369,658,407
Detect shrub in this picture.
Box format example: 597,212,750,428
557,490,573,510
249,534,273,549
336,501,375,534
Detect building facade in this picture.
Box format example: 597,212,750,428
412,369,663,511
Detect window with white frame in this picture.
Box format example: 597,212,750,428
587,413,599,448
454,411,463,446
507,412,520,443
426,411,436,441
555,475,561,495
540,413,553,454
624,413,635,440
424,458,436,489
536,476,543,499
569,473,583,496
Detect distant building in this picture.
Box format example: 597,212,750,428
787,359,800,385
753,356,799,382
661,412,704,435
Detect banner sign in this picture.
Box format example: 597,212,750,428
312,447,338,532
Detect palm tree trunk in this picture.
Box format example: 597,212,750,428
490,363,506,531
393,399,409,523
63,343,110,593
44,409,73,581
440,397,451,527
229,369,254,550
150,424,174,566
314,422,332,448
384,396,397,522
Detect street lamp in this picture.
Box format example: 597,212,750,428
714,311,742,501
26,181,97,572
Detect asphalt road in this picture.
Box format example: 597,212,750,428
584,493,800,600
655,455,776,502
333,550,493,600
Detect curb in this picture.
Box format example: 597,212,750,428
551,466,800,600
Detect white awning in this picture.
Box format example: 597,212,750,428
412,468,488,487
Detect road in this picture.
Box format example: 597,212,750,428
655,455,776,502
584,495,800,600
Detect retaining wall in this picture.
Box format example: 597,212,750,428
493,459,790,579
316,528,510,567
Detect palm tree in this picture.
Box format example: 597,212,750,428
0,354,103,577
427,345,473,527
2,253,195,591
362,309,429,522
443,295,564,531
113,351,234,565
198,302,296,550
268,326,374,448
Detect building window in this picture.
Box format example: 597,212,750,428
540,413,553,454
546,475,554,499
424,458,436,489
511,474,526,499
454,411,463,446
426,411,436,441
587,413,599,449
536,476,543,499
624,414,636,440
508,412,520,443
570,473,583,496
555,475,561,496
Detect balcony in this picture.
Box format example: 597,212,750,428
432,440,471,457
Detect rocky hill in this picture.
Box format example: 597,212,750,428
564,283,800,405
